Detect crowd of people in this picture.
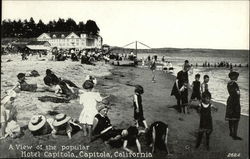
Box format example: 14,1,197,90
0,65,169,154
0,56,243,155
169,60,242,150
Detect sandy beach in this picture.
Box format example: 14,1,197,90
0,55,248,159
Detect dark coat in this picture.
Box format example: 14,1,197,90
225,81,241,120
171,70,188,98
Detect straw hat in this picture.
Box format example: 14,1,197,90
52,114,71,127
28,115,46,131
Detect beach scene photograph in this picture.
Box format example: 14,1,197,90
0,1,249,159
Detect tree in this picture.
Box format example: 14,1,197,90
2,19,14,37
28,17,37,37
85,20,100,35
22,19,30,38
47,20,56,32
37,19,46,35
65,18,77,32
1,17,100,38
78,21,85,32
55,18,66,32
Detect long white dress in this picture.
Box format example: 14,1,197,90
78,92,102,125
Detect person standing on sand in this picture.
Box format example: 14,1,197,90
225,71,242,140
150,56,157,82
79,80,102,139
195,91,217,150
201,75,210,94
171,64,191,113
188,74,201,113
133,85,148,130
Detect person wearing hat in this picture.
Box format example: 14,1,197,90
171,63,191,113
92,100,141,151
28,115,54,136
43,69,60,87
1,95,21,139
92,104,117,142
52,113,81,139
133,85,148,130
225,71,242,140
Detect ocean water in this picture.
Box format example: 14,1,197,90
138,52,249,116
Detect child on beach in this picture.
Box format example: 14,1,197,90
52,113,82,139
13,73,38,92
171,64,191,113
150,56,157,82
188,74,201,113
195,91,217,150
133,85,148,130
12,73,50,93
147,121,169,154
121,126,141,153
0,95,21,139
201,75,210,93
79,80,102,138
28,114,55,136
225,71,242,140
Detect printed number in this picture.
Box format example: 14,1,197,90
227,153,240,158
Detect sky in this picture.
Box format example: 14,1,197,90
2,1,249,50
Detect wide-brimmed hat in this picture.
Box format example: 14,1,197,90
228,71,239,79
82,80,94,89
17,73,26,80
52,114,71,127
28,115,46,131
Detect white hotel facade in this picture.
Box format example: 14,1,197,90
37,32,102,51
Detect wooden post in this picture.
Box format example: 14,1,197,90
135,41,137,57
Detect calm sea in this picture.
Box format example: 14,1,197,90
137,51,249,116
